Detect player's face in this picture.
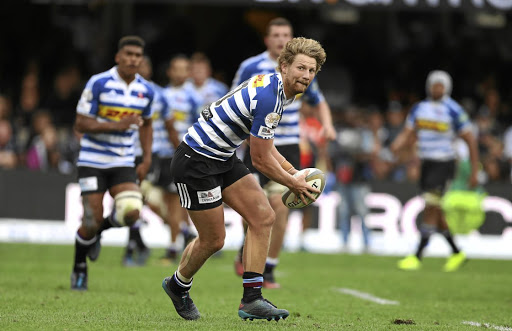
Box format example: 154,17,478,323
191,62,210,85
138,58,152,81
281,54,317,98
265,25,293,59
430,82,445,100
115,45,144,79
168,59,190,86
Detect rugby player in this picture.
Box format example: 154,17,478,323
392,70,479,272
231,17,335,288
161,37,326,321
70,36,154,290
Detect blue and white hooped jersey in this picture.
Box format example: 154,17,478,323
163,82,203,142
133,81,172,157
406,96,471,161
188,78,229,108
231,51,324,146
76,66,154,168
185,73,295,161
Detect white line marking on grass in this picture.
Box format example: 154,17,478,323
462,321,512,330
336,288,400,305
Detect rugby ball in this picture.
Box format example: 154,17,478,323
282,168,326,209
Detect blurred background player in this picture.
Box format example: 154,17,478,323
122,55,180,266
231,17,336,288
188,52,229,107
71,36,154,290
391,70,479,272
160,54,202,263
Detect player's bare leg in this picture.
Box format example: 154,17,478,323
438,209,466,271
71,192,104,291
222,174,289,321
162,204,225,320
161,192,182,263
264,193,289,288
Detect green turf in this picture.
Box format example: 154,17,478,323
1,243,511,330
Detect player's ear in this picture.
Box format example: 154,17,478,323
280,63,288,75
115,51,121,64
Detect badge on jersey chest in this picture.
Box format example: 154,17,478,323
265,112,281,129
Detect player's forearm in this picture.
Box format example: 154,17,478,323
165,119,180,149
317,101,333,129
139,120,153,164
75,115,122,133
251,150,296,189
462,131,480,175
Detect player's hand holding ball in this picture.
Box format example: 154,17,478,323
282,168,326,209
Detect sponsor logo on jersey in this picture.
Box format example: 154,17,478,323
98,105,142,121
415,119,449,132
79,176,98,192
173,110,187,121
258,125,275,139
252,74,265,88
264,112,281,129
197,186,221,204
201,107,213,121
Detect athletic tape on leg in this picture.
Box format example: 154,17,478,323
113,191,143,226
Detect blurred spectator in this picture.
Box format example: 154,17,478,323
0,119,18,169
26,124,60,172
298,107,329,251
0,93,13,120
15,64,41,129
20,110,54,166
57,128,82,175
43,64,82,128
328,107,374,251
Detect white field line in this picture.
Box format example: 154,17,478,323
462,321,512,331
336,288,399,305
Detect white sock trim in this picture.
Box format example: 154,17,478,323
75,233,97,246
266,257,279,266
176,270,193,284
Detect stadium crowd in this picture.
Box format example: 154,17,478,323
0,58,511,185
1,3,512,187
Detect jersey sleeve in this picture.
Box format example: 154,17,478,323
231,64,253,90
159,92,172,121
302,78,324,106
449,102,471,133
142,87,155,119
76,76,101,117
405,103,420,129
250,85,282,140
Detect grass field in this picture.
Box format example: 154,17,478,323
1,243,511,330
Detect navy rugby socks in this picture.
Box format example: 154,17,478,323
242,272,263,303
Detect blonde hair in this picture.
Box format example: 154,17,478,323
276,37,326,73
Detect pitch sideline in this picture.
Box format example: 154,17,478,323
462,321,512,331
335,288,400,305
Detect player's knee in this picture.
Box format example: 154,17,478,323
81,204,101,236
145,186,167,218
113,191,143,226
210,237,225,253
260,207,276,228
422,191,441,206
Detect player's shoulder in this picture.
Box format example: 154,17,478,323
443,97,464,112
239,51,267,67
208,78,228,91
239,52,273,73
250,72,280,92
86,68,114,88
135,75,155,93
